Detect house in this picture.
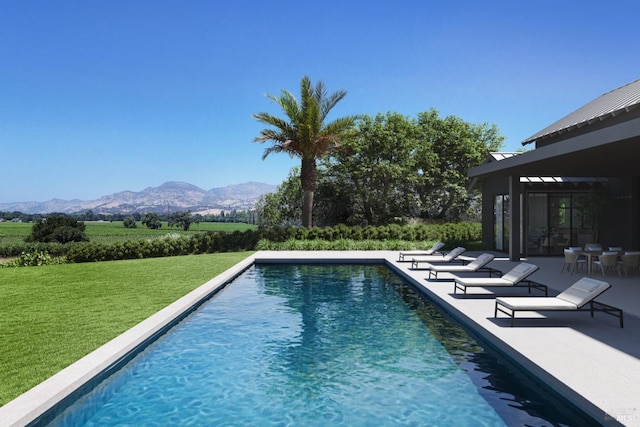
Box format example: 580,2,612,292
468,78,640,260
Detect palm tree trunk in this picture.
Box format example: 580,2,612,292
302,190,314,229
301,158,317,229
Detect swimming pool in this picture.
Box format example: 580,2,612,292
43,264,596,426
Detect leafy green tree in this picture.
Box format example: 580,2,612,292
255,168,303,228
415,110,504,220
326,112,422,225
26,215,89,243
123,216,137,228
168,211,194,231
141,213,162,230
253,75,359,228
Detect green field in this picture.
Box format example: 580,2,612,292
0,251,253,406
0,220,256,245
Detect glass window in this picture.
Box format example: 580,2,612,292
493,195,510,251
527,194,548,255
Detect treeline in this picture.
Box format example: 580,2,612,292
0,209,257,224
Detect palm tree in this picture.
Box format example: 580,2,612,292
253,76,358,228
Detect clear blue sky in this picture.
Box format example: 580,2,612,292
2,1,638,202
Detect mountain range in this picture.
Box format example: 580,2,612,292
0,181,277,215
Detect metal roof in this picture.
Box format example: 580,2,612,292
522,78,640,145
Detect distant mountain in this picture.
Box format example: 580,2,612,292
0,181,277,214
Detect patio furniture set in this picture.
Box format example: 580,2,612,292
561,244,640,277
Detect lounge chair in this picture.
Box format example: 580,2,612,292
410,247,466,269
426,253,499,280
453,262,543,296
494,277,624,327
398,242,445,261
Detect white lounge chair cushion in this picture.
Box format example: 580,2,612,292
411,247,465,263
454,277,513,287
496,277,610,311
399,242,445,257
429,253,494,272
556,277,610,307
454,262,538,287
496,297,578,311
500,262,539,284
464,253,494,269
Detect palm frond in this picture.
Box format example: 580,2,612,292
254,75,355,160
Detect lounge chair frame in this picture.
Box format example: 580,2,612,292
427,253,500,280
452,262,542,297
410,247,466,270
455,279,547,296
430,265,501,280
494,277,624,328
398,242,445,261
495,300,624,328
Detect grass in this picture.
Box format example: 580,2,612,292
0,251,253,406
0,221,256,245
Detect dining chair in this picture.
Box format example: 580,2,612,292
618,252,640,276
593,252,621,277
561,249,586,275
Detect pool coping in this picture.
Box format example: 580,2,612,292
1,251,635,426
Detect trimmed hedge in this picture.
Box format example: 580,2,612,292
0,241,70,258
255,238,484,251
259,222,481,243
66,230,262,263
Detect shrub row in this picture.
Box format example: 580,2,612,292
255,238,484,251
0,241,70,258
0,251,67,268
2,223,481,264
260,222,481,243
66,230,261,263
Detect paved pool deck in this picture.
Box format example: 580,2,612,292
1,250,638,426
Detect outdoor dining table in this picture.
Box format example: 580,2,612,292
577,250,623,275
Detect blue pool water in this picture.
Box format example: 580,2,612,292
47,265,594,426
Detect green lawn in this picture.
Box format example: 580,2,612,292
0,251,253,406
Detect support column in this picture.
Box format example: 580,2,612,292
509,175,521,261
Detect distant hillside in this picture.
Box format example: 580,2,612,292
0,181,277,214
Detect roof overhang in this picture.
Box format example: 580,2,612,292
469,116,640,180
